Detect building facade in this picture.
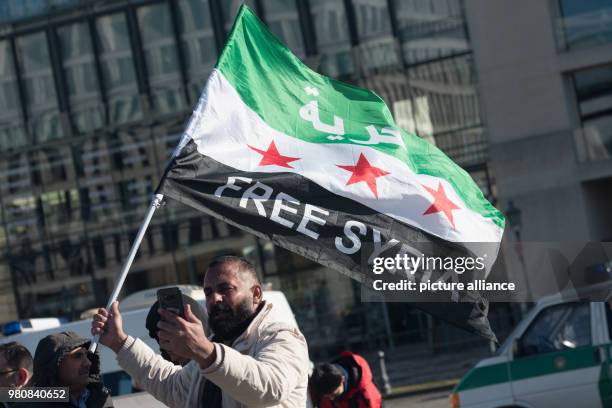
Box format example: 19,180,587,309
0,0,495,360
465,0,612,243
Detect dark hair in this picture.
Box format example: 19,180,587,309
310,363,344,395
0,342,33,373
207,255,259,283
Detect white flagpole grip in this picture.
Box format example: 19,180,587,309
89,193,165,353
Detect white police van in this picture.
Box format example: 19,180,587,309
450,286,612,408
0,285,299,406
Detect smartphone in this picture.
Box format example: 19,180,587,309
157,287,184,318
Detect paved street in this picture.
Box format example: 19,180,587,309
115,388,453,407
384,389,451,408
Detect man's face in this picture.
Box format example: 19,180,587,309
0,354,19,387
57,347,92,389
203,263,260,338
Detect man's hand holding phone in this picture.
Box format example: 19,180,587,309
156,288,216,368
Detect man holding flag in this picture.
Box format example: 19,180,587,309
92,255,309,407
89,4,505,404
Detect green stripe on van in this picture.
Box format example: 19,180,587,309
454,363,509,392
509,347,597,381
456,347,600,393
599,346,612,408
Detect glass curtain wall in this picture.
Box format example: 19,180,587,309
558,0,612,51
95,13,142,125
137,2,187,115
0,40,26,151
261,0,305,58
573,65,612,161
392,0,468,65
353,0,399,72
57,22,105,134
175,0,217,103
15,31,61,143
309,0,354,78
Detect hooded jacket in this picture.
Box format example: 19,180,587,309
317,352,382,408
31,331,113,408
116,300,309,407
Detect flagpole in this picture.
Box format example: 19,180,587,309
87,100,195,353
88,193,165,353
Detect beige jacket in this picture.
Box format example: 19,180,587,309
116,302,309,407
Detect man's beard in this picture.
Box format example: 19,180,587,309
208,297,255,339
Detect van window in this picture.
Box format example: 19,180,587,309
518,303,590,357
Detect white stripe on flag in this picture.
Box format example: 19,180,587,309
188,69,503,246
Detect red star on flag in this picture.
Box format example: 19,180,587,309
422,182,461,229
337,153,390,198
248,141,300,168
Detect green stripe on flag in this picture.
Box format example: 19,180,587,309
216,5,504,229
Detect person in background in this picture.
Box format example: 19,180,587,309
0,342,33,389
32,331,113,407
310,351,382,408
0,342,33,408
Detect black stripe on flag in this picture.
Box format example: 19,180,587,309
159,139,497,342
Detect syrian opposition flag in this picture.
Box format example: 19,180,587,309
158,6,505,341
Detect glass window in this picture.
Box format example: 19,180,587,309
3,195,39,243
106,128,155,173
105,128,157,223
393,0,468,65
309,0,354,77
39,189,80,233
558,0,612,51
176,0,217,103
25,142,83,238
15,32,62,143
27,282,96,318
261,0,305,58
573,65,612,161
434,126,488,168
57,22,105,133
221,0,257,35
0,0,82,25
72,136,119,224
8,237,50,288
353,0,399,72
406,55,481,135
53,236,90,280
153,128,182,169
96,13,142,125
519,303,591,357
0,152,38,241
29,146,71,187
0,40,27,151
393,97,435,145
137,3,187,115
